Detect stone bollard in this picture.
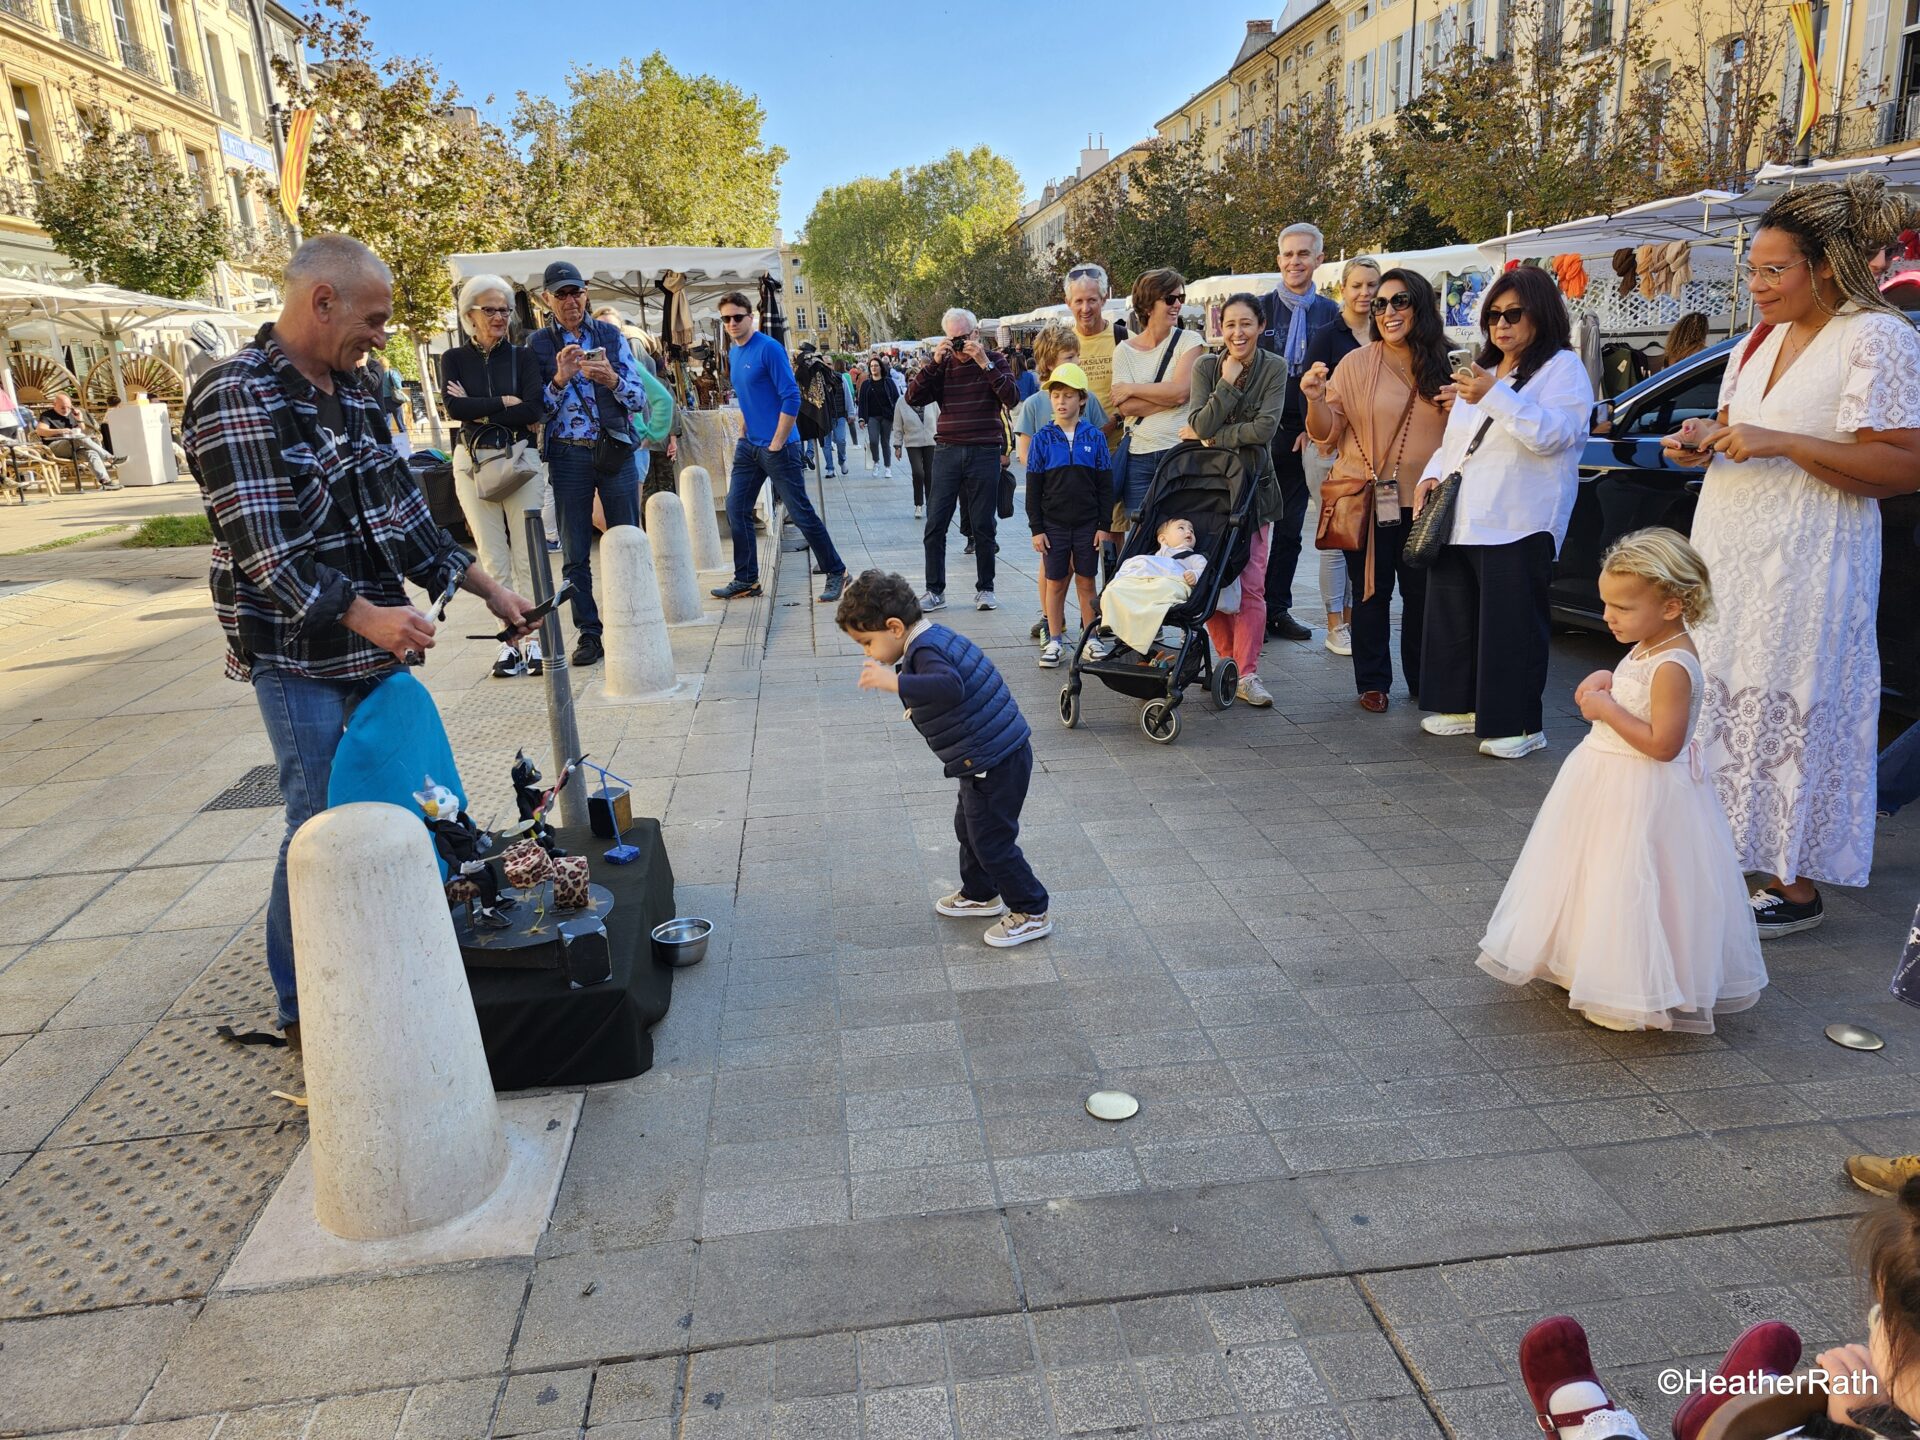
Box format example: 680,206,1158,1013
601,524,680,701
645,491,706,626
676,465,725,571
288,802,508,1241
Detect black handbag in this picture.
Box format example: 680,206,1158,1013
1403,366,1533,571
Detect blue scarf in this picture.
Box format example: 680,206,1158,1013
1275,285,1311,376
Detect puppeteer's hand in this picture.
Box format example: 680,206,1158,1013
486,585,536,639
344,597,436,663
857,658,900,693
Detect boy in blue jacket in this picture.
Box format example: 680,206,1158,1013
1024,362,1117,668
837,570,1052,948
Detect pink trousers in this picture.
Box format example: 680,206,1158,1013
1206,522,1270,678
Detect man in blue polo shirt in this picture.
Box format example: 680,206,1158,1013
711,290,848,603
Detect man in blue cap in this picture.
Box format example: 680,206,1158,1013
526,259,653,667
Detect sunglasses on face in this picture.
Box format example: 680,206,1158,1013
1369,292,1414,314
1163,293,1186,307
1484,305,1528,326
1067,265,1104,280
551,287,584,300
719,312,749,325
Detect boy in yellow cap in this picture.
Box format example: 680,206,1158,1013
1025,362,1119,667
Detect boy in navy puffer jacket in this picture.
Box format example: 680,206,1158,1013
837,570,1052,948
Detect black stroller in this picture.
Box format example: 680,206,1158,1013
1060,441,1258,744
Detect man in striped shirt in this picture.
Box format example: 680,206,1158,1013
905,307,1020,612
182,234,535,1044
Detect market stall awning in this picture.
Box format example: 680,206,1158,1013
1748,146,1920,194
1476,189,1746,265
446,246,781,324
0,277,243,338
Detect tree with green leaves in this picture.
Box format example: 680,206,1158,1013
33,128,229,298
801,146,1035,338
1062,132,1211,292
509,55,786,249
1368,0,1658,242
270,0,524,345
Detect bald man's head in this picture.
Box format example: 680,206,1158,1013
277,234,394,375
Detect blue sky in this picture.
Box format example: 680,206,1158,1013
364,0,1261,236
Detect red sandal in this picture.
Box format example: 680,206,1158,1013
1669,1321,1801,1440
1519,1316,1634,1437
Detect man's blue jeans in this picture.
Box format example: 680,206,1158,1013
1881,721,1920,817
806,418,849,475
253,666,378,1026
727,437,844,583
548,445,640,638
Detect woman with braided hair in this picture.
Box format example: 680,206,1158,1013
1663,175,1920,938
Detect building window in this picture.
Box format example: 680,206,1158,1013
108,0,135,57
1327,23,1339,41
1388,34,1408,110
1284,54,1296,71
1213,97,1222,123
230,170,253,227
1350,6,1369,27
793,269,804,294
184,146,210,207
237,51,264,129
793,309,806,331
11,84,45,184
156,0,184,79
816,306,827,330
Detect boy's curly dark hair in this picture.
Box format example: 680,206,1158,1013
834,569,923,634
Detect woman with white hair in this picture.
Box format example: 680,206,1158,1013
443,272,548,678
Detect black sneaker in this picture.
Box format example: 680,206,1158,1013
1750,887,1824,939
711,579,763,599
571,633,604,667
819,571,848,603
1267,609,1313,642
491,643,526,679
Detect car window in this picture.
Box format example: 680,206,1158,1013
1621,361,1726,437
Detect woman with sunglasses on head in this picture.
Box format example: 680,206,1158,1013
1413,266,1593,759
1661,176,1920,940
1110,268,1204,539
1301,256,1382,659
1302,269,1453,714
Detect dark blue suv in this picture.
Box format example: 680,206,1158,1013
1558,324,1920,717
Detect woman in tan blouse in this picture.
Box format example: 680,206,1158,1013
1301,268,1454,712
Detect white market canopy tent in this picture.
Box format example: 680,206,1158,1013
1748,145,1920,194
1476,189,1748,265
1314,243,1492,289
445,245,782,327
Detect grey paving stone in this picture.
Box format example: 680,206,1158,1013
513,1244,696,1370
774,1333,857,1399
993,1147,1141,1204
1271,1279,1376,1336
0,1021,145,1150
1250,1410,1349,1439
123,1420,221,1440
861,1386,954,1440
305,1388,409,1439
1304,1331,1416,1400
701,1174,849,1237
0,1302,195,1432
952,1374,1051,1440
1572,1125,1867,1230
145,1265,527,1417
1226,1342,1330,1412
692,1211,1019,1348
1045,1362,1146,1433
1137,1352,1237,1422
396,1378,504,1439
1006,1179,1338,1307
1201,1288,1301,1345
857,1324,947,1389
1115,1295,1217,1356
589,1358,680,1424
1339,1396,1446,1439
851,1162,996,1219
212,1404,314,1440
769,1393,858,1439
944,1314,1036,1379
495,1369,592,1436
1031,1305,1126,1367
1300,1152,1639,1268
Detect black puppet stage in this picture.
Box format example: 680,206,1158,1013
461,818,676,1091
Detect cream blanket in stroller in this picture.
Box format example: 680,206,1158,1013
1101,548,1207,653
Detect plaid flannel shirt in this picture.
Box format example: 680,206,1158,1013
182,324,471,683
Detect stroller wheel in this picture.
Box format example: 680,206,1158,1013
1213,658,1239,709
1141,698,1180,744
1060,686,1080,729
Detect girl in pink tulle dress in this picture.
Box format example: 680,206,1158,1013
1476,528,1766,1032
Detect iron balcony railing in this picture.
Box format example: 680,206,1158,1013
172,66,207,103
0,0,46,28
119,38,161,81
58,10,106,54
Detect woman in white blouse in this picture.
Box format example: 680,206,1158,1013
1413,267,1594,759
1662,176,1920,939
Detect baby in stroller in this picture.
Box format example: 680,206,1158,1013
1100,517,1209,664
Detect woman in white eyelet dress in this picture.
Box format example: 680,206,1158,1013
1477,641,1768,1033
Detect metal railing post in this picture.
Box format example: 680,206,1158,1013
523,508,587,831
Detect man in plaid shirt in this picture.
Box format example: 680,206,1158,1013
183,235,534,1045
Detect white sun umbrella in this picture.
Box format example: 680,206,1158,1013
0,276,244,404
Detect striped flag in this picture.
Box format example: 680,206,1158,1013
279,106,315,226
1788,1,1822,144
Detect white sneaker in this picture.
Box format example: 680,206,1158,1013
1420,712,1477,736
1237,675,1274,707
885,467,894,479
1479,731,1546,759
1325,623,1353,657
524,636,544,676
935,890,1005,918
1085,635,1113,661
1038,638,1063,668
984,911,1052,948
914,505,923,519
920,590,947,612
491,643,525,679
976,590,998,611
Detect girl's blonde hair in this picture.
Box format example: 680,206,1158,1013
1032,323,1081,383
1602,526,1714,626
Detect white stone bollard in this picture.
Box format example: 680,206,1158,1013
288,802,508,1241
602,524,680,701
676,464,725,571
646,491,707,626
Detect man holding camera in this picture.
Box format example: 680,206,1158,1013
906,307,1020,612
527,259,653,668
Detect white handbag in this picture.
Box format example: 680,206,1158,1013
468,423,539,502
